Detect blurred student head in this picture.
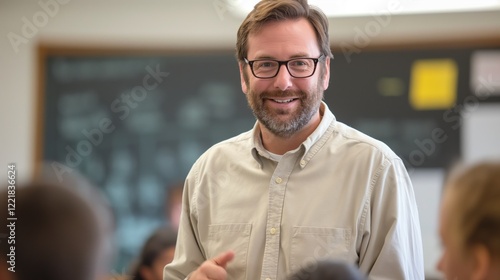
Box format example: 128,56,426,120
287,259,367,280
437,161,500,279
0,180,111,280
129,226,177,280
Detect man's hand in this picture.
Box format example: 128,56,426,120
189,250,235,280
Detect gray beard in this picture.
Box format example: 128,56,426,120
253,102,319,138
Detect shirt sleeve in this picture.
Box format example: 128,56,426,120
358,157,425,280
163,169,206,280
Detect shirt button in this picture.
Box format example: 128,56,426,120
270,227,277,235
275,177,282,184
300,160,306,167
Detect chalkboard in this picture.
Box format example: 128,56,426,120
36,42,500,271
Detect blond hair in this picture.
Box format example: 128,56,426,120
445,161,500,257
236,0,333,62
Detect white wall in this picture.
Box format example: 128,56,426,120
2,0,500,278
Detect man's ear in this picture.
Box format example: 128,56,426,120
239,62,248,94
471,245,490,280
322,57,331,91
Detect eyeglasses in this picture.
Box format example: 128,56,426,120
244,55,324,79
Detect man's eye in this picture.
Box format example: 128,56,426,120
257,61,275,68
290,59,309,67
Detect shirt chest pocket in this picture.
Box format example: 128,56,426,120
290,226,352,273
207,223,252,280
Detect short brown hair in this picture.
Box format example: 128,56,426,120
236,0,333,62
445,162,500,258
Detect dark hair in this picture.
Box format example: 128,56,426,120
236,0,333,62
0,182,101,280
288,259,367,280
129,227,178,280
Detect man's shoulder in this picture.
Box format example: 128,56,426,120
197,129,253,161
187,129,254,179
331,120,399,161
211,129,254,150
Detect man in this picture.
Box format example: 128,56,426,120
164,0,424,279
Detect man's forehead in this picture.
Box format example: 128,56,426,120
246,18,320,58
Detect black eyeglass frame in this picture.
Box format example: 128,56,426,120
244,54,325,79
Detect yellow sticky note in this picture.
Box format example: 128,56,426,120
409,59,458,110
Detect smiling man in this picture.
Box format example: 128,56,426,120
164,1,424,279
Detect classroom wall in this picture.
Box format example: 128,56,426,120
2,0,500,278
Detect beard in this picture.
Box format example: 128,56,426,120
245,83,324,138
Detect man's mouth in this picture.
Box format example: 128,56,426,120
269,98,298,103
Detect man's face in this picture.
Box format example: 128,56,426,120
239,18,330,138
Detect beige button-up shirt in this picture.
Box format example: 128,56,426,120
164,102,424,280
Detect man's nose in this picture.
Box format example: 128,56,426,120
273,64,293,91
